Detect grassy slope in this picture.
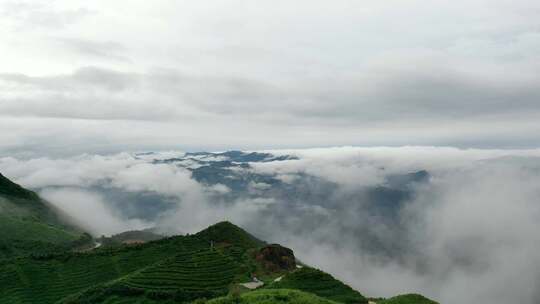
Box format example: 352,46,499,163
0,173,86,259
1,236,204,304
0,173,40,201
208,289,340,304
377,294,439,304
268,267,367,304
63,289,339,304
61,249,242,304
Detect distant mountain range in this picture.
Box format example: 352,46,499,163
0,171,437,304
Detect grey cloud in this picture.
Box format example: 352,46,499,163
57,38,130,62
0,67,137,91
2,59,540,126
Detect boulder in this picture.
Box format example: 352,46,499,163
255,244,296,272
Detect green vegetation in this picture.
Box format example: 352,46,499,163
60,249,240,304
1,235,204,303
208,289,340,304
377,294,439,304
195,221,264,247
0,173,88,260
123,249,239,292
268,267,367,304
0,173,39,201
0,213,81,245
0,217,88,260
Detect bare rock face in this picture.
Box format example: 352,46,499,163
255,244,296,272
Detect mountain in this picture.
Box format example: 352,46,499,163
0,173,91,260
0,220,437,304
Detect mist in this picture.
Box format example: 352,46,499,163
41,187,152,236
2,146,540,303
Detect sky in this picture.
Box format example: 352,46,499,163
1,0,540,157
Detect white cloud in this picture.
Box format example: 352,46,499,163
40,188,151,236
206,183,231,194
111,163,201,198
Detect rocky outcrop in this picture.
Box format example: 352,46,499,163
255,244,296,272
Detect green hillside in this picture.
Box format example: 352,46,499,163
0,173,39,201
208,289,340,304
61,249,242,304
0,173,89,260
268,267,367,304
1,235,206,303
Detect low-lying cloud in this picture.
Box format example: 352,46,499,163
2,146,540,304
41,188,151,236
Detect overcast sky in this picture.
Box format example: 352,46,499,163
1,0,540,157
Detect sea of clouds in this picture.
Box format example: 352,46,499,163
2,146,540,304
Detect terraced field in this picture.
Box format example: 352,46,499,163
0,173,89,260
0,236,207,304
208,289,341,304
123,249,240,293
268,267,368,304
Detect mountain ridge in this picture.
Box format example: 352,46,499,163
0,172,39,201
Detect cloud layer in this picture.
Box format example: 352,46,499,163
2,146,540,303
